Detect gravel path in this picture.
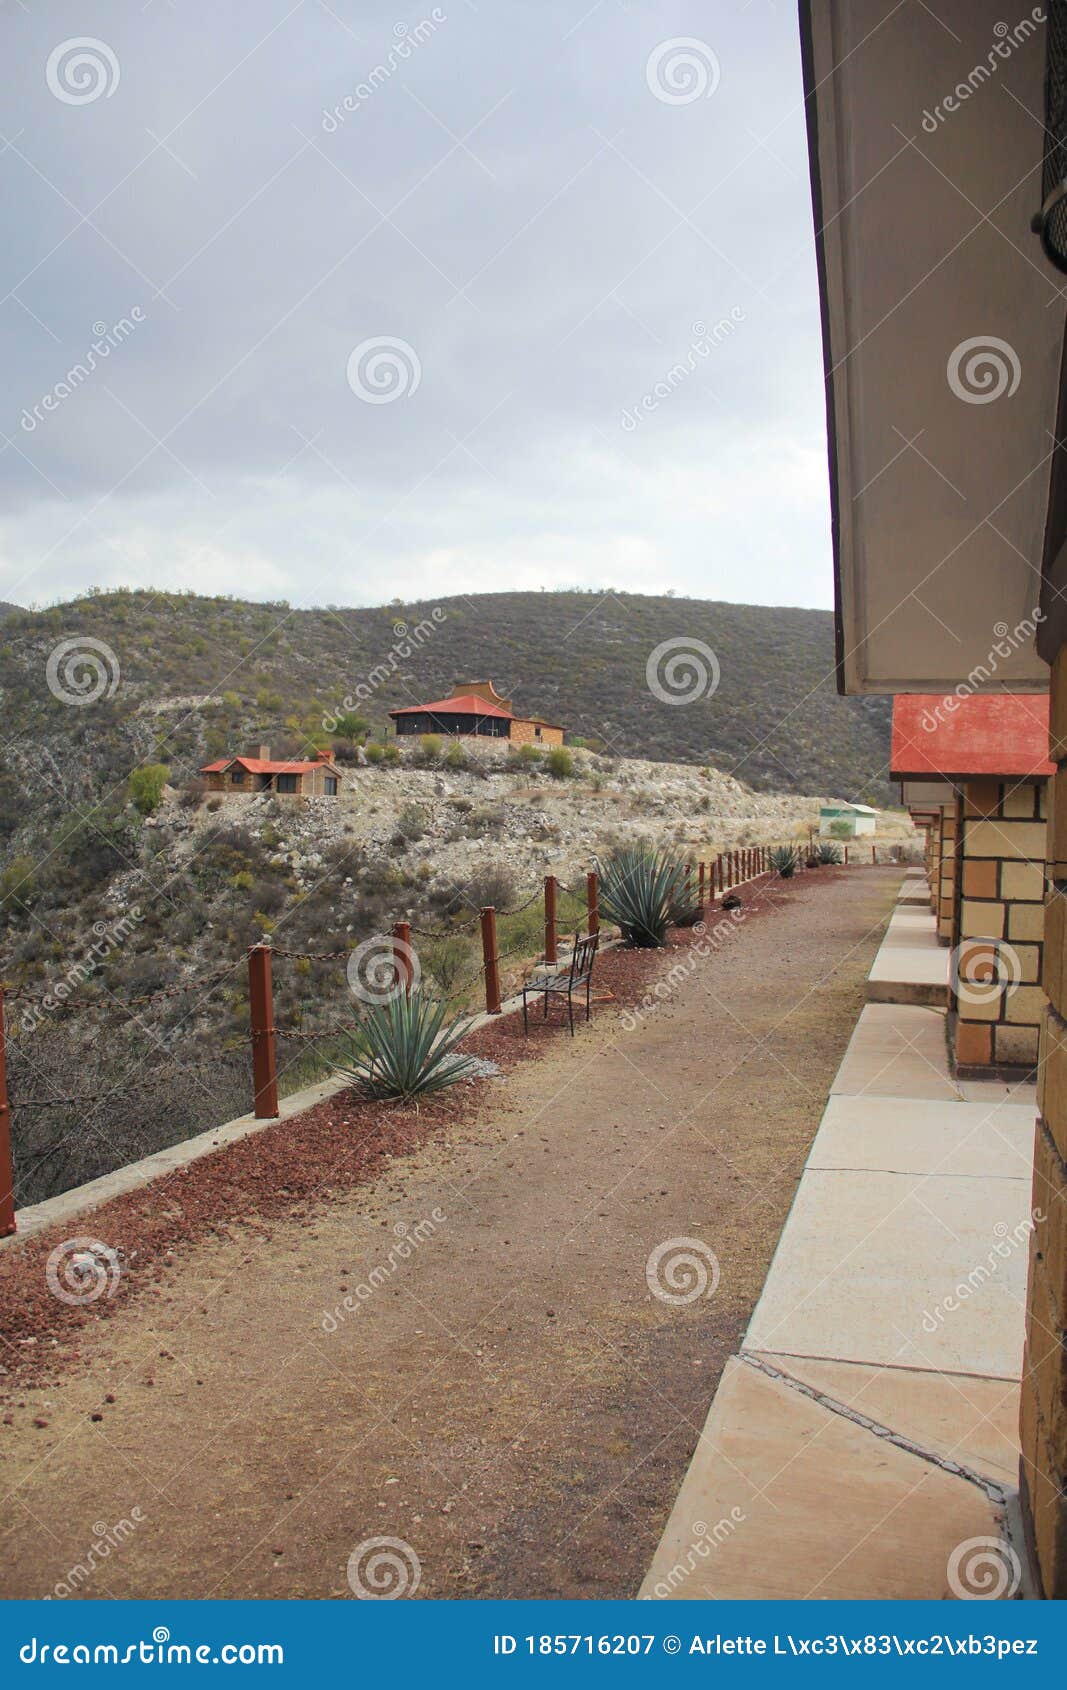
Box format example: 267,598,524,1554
0,868,901,1599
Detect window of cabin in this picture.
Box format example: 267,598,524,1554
325,776,338,795
534,725,542,740
230,769,243,784
276,773,298,793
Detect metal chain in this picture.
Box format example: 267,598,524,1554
1,966,234,1012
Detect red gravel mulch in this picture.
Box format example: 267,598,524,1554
0,872,800,1398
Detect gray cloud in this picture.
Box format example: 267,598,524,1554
1,0,831,611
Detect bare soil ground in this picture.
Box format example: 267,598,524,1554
0,868,901,1600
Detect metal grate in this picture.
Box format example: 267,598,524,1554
1035,2,1067,270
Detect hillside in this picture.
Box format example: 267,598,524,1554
0,588,892,810
0,586,904,1208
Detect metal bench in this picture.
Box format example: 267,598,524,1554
522,930,600,1036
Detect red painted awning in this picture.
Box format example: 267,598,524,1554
890,694,1053,781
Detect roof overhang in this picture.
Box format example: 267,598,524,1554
889,692,1053,780
901,779,956,808
801,0,1062,693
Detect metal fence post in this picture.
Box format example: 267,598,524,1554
698,860,706,905
587,870,599,936
481,907,502,1015
248,944,279,1120
544,875,558,965
392,920,413,996
0,989,15,1237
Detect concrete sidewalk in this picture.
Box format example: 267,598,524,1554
866,903,949,1008
641,972,1038,1597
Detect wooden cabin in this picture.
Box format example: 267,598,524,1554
201,745,342,797
389,680,563,746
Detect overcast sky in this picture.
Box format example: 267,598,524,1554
1,1,831,613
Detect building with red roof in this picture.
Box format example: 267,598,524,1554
389,680,563,748
200,745,341,798
890,695,1048,1078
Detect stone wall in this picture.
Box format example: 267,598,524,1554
952,778,1046,1074
1022,666,1067,1596
938,805,957,943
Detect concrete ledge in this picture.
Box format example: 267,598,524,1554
866,905,949,1008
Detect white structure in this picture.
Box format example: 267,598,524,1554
819,803,877,839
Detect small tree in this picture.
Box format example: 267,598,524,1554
334,711,370,748
418,733,443,765
129,764,169,816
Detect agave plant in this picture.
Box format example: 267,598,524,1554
770,845,799,879
598,844,687,947
816,842,843,865
334,989,478,1100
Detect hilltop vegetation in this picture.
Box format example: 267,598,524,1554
0,586,892,812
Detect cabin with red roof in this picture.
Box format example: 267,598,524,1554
200,745,342,798
388,680,563,748
891,694,1049,1079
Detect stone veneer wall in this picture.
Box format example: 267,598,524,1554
1023,668,1067,1596
952,778,1046,1074
937,804,957,943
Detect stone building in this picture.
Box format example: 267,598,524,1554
389,680,564,747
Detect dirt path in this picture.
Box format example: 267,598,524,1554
0,869,901,1600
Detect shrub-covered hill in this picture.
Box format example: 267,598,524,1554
0,587,892,818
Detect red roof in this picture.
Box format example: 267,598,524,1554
890,694,1053,780
389,693,514,720
200,755,337,775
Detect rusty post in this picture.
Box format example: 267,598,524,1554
698,860,705,906
0,989,15,1237
587,870,599,936
248,944,279,1120
844,844,850,865
544,875,558,965
871,843,876,864
392,920,413,996
481,907,502,1015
